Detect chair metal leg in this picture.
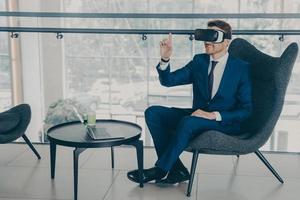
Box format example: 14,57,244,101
22,134,41,159
111,147,114,169
187,150,199,197
255,150,284,183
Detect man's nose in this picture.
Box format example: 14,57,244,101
204,42,213,45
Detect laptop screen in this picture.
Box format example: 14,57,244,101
72,106,124,140
72,106,85,125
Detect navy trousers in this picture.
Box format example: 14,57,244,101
145,105,240,171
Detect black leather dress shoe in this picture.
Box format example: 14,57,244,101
156,167,190,185
127,167,167,183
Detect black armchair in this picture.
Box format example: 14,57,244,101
0,104,41,159
185,38,298,196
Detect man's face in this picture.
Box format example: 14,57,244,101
204,26,230,55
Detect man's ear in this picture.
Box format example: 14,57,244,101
225,39,231,47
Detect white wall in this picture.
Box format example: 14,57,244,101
18,0,44,141
18,0,63,141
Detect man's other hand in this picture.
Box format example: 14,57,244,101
191,109,216,120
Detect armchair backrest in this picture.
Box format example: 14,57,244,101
228,38,298,147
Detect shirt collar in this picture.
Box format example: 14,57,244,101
210,52,229,65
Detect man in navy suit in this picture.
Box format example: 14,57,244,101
128,20,252,185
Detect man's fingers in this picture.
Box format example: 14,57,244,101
191,111,203,117
159,33,173,49
160,34,172,46
168,33,172,42
166,33,172,47
191,112,197,117
160,38,168,46
191,110,214,120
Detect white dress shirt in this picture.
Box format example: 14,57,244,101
208,52,229,121
158,52,229,121
209,52,229,98
159,60,170,70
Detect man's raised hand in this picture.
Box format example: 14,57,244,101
160,33,173,61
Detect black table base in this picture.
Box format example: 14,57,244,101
47,120,143,200
50,140,144,200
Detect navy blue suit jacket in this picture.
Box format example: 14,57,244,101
156,53,252,125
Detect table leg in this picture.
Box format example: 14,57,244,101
132,140,144,188
73,148,86,200
50,142,56,179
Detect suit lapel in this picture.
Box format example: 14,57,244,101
201,54,210,99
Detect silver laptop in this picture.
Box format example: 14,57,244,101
72,106,124,140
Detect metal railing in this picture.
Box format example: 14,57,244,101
1,27,300,36
0,12,299,36
1,12,300,19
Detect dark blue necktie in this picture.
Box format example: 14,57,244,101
208,61,218,99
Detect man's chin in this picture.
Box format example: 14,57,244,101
205,50,213,55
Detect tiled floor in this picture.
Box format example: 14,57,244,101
0,143,300,200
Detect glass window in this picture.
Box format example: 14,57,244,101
60,0,300,150
240,0,282,13
4,0,300,151
0,2,11,112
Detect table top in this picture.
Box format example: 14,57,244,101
47,119,142,148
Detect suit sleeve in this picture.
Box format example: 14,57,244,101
156,57,195,87
219,64,252,124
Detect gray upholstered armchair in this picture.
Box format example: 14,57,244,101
185,38,298,196
0,104,41,159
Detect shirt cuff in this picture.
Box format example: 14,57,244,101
213,111,222,121
159,60,170,70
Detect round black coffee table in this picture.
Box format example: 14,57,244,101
47,119,143,200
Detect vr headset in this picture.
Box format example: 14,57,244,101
194,29,231,43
